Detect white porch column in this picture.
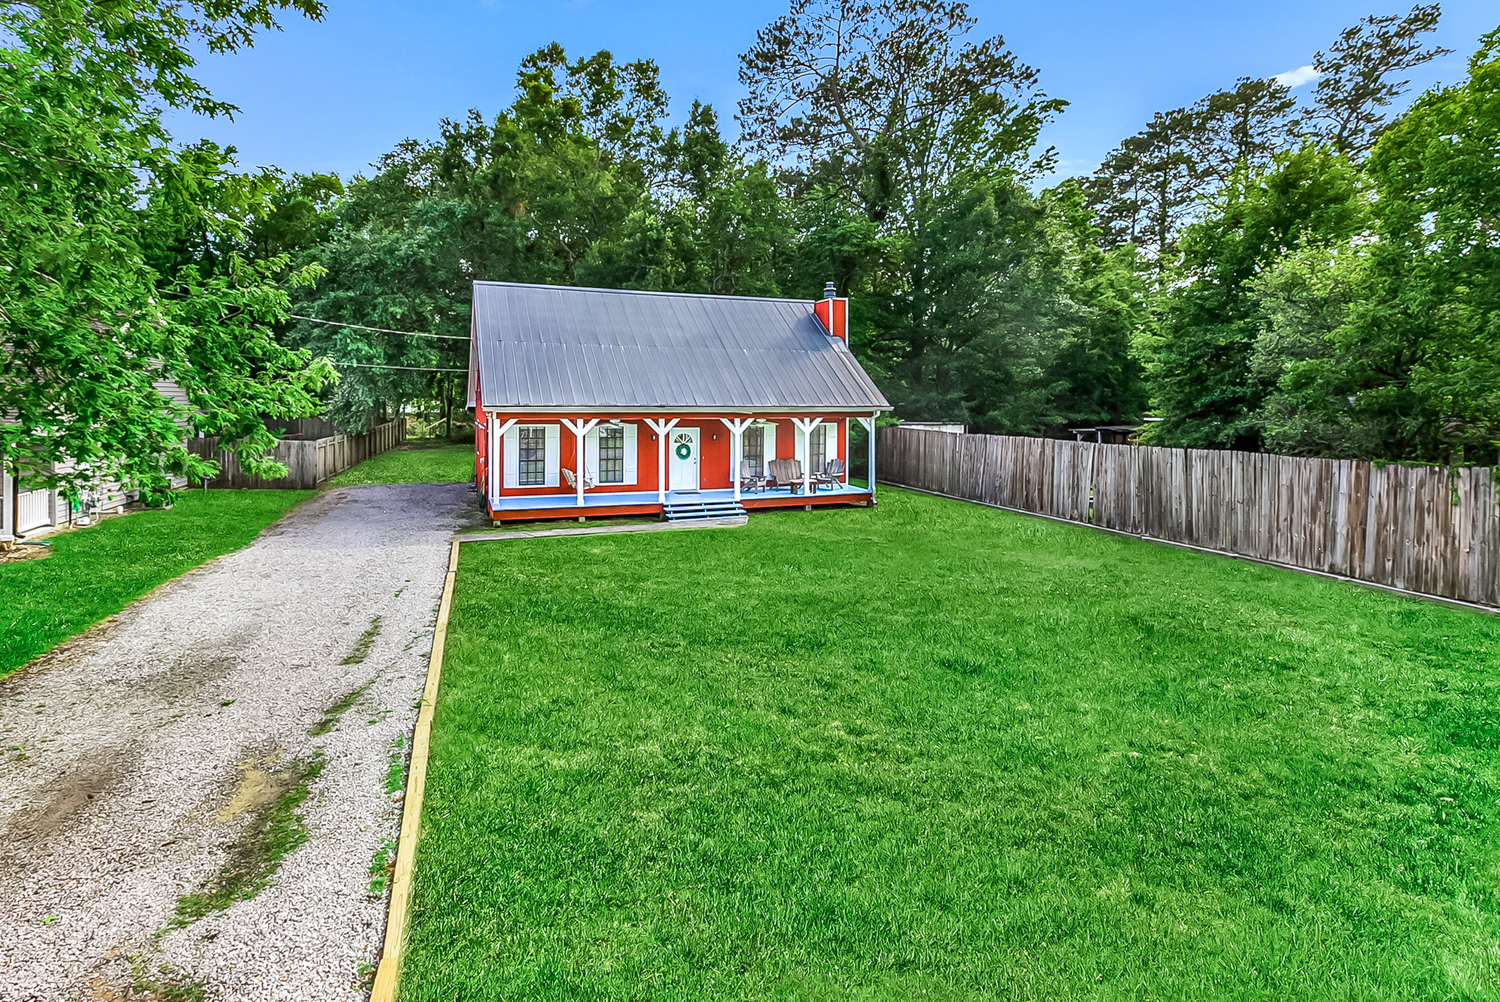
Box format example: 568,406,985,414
490,417,516,507
645,418,680,504
1,462,12,544
560,418,599,507
791,417,822,495
842,418,850,484
718,417,753,502
857,414,877,498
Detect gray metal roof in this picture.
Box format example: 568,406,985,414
471,282,890,411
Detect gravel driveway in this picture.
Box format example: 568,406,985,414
0,482,481,1001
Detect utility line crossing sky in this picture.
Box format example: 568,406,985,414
164,0,1497,185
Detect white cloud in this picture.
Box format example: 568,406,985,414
1272,65,1321,89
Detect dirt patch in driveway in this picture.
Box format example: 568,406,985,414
217,750,294,822
173,747,326,927
16,754,126,840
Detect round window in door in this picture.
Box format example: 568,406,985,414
674,433,693,460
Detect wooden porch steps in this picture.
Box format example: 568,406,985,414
662,497,748,522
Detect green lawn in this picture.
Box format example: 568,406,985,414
0,490,310,677
404,488,1500,1001
327,442,473,486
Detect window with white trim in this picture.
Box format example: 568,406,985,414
518,426,547,486
503,423,560,488
584,422,637,485
810,424,828,473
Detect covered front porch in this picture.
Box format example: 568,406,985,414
489,482,873,521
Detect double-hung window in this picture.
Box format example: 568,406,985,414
743,425,765,476
518,426,547,486
597,424,625,484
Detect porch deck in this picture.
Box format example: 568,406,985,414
489,483,873,520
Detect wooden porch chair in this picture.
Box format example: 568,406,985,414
738,461,770,493
812,458,846,491
561,467,595,490
767,458,803,493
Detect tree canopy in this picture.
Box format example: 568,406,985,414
0,0,336,497
17,0,1492,478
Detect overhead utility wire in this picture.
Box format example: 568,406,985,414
334,361,468,372
287,314,469,340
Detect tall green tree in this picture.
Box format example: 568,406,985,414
1085,78,1302,269
285,45,699,432
739,0,1085,426
738,0,1065,227
0,0,334,495
1192,77,1301,185
1040,180,1149,426
1304,3,1452,159
1253,27,1500,463
1140,145,1369,449
246,171,345,261
1084,106,1208,269
283,197,470,434
588,102,792,295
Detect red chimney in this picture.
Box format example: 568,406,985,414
814,280,848,343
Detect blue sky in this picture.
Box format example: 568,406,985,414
164,0,1498,184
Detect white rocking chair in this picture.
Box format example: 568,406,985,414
561,467,595,490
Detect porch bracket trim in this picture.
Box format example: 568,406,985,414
718,417,754,502
644,417,681,504
791,417,823,497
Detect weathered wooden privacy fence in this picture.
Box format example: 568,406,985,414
878,426,1499,608
187,420,406,490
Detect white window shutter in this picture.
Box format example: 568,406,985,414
544,424,560,487
503,425,519,488
584,425,599,481
622,423,638,484
794,425,805,465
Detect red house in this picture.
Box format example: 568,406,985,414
467,281,891,522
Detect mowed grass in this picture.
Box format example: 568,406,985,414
327,441,472,486
0,490,310,677
404,488,1500,1001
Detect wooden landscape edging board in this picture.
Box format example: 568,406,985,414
878,426,1500,611
370,539,459,1002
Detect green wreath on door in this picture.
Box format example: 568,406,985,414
674,442,692,460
